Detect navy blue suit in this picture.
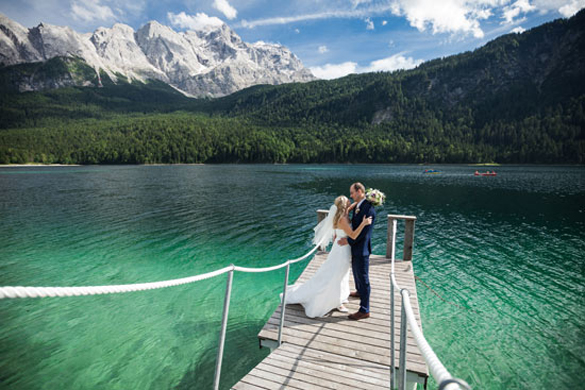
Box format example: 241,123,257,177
348,200,376,313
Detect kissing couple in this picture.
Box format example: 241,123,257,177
282,182,376,321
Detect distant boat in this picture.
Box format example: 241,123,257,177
423,169,441,174
474,170,497,176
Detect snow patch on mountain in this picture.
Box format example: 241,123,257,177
0,13,315,96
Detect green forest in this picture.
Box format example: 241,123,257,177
1,10,584,164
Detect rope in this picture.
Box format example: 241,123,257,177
235,242,322,273
402,290,468,390
388,219,469,390
439,378,472,390
0,240,324,300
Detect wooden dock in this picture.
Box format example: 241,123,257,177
233,252,429,389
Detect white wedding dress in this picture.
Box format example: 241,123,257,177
282,228,351,318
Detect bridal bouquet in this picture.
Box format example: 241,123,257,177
365,188,386,207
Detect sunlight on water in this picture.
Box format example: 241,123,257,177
1,165,584,389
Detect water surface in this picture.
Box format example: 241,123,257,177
1,164,583,389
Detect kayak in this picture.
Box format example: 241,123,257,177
474,172,497,176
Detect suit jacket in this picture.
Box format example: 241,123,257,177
348,200,376,257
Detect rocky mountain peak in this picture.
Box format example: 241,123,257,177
0,14,315,97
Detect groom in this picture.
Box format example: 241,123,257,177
338,182,376,320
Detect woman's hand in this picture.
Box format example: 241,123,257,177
348,202,357,211
362,216,373,226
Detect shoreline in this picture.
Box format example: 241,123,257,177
0,164,82,167
0,163,582,167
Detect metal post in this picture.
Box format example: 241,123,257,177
398,289,409,390
390,274,395,390
213,267,234,390
278,262,290,346
390,219,397,390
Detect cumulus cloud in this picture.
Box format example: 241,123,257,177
365,17,375,29
502,0,535,24
558,0,585,17
239,0,584,38
168,12,224,30
319,45,329,53
389,0,490,38
511,26,526,33
365,53,423,72
213,0,237,20
71,0,115,22
310,53,422,80
310,62,359,80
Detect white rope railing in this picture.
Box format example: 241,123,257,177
234,242,321,274
0,242,323,300
389,219,470,390
0,237,324,390
0,265,235,299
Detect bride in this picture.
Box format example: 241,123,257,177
282,195,372,318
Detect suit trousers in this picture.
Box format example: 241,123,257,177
351,255,370,313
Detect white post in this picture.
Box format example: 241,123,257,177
278,263,290,346
390,219,397,390
213,267,234,390
398,289,409,390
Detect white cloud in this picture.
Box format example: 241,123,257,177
239,0,584,38
71,0,115,22
365,53,423,72
558,0,585,17
310,53,422,80
390,0,492,39
168,12,224,30
319,45,329,53
213,0,237,20
310,62,358,80
365,17,374,29
511,26,526,33
295,28,301,33
502,0,535,24
239,4,394,28
351,0,372,8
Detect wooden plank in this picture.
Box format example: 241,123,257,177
263,303,421,338
403,219,416,261
273,346,389,388
262,317,422,356
235,343,393,390
258,327,427,373
232,381,268,390
274,348,389,387
259,356,369,390
233,251,429,389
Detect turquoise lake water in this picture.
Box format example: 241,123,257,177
0,164,583,389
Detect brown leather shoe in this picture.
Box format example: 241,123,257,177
348,311,370,320
349,291,360,298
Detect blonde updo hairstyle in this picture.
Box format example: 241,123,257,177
333,195,349,228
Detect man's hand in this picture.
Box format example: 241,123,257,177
337,237,349,246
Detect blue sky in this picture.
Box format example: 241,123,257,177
1,0,583,79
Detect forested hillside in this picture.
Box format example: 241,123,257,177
1,10,584,164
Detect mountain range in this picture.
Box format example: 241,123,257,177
0,13,315,97
0,10,583,164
